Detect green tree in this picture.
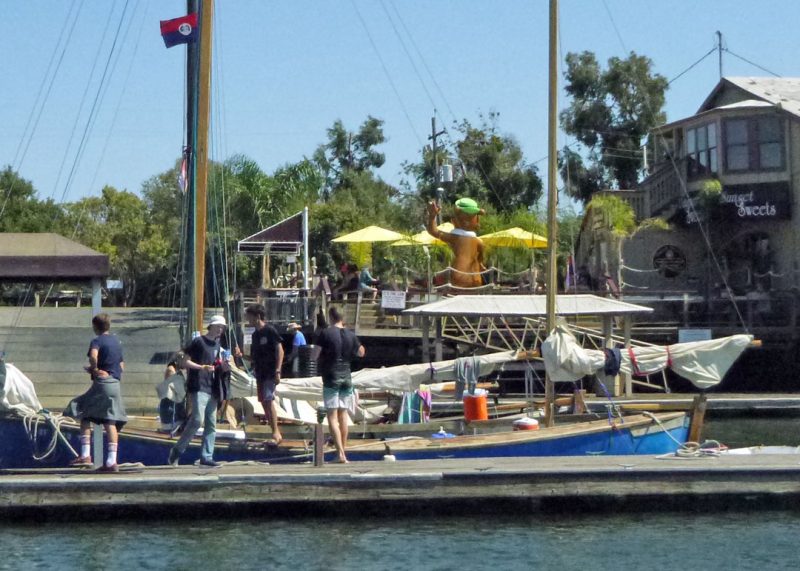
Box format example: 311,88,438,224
0,166,64,233
65,186,170,305
403,113,543,214
560,51,668,202
313,116,386,197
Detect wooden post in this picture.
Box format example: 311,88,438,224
623,316,633,397
421,316,431,361
434,318,443,362
688,393,708,443
313,406,326,466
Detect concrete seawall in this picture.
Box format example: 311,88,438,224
0,307,184,414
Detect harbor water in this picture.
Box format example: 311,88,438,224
1,512,798,570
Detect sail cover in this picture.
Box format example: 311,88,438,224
0,361,43,415
541,323,753,389
228,351,516,401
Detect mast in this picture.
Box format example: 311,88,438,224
186,0,213,341
544,0,559,428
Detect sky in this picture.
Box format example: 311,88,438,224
2,0,800,207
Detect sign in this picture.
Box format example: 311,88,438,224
106,279,124,289
652,245,687,278
678,328,712,343
720,182,791,220
243,326,255,347
381,290,406,310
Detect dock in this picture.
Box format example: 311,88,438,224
3,453,800,520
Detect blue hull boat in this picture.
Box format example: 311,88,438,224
1,411,687,468
337,412,689,462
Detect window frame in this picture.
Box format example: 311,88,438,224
722,115,785,173
685,122,718,180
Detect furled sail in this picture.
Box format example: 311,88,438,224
541,323,753,389
228,350,517,401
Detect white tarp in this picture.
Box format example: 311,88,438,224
541,323,753,389
228,351,516,402
0,362,43,415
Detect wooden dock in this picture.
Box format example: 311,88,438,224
3,453,800,520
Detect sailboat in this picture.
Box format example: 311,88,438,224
0,1,755,469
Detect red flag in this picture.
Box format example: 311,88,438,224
160,13,197,48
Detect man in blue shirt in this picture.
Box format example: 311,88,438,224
286,322,307,376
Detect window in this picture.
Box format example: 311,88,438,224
686,122,717,179
723,116,785,172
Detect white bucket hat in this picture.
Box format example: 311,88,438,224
208,315,227,329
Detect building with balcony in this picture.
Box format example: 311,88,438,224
576,77,800,352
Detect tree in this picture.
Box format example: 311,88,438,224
65,186,170,305
313,116,386,197
403,113,544,214
0,166,64,233
560,51,668,202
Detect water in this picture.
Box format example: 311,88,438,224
1,512,798,570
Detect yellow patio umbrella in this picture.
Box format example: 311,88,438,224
391,222,454,246
480,227,548,249
332,225,405,243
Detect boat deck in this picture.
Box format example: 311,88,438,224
3,452,800,520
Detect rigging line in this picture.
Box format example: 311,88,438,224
590,3,747,326
388,0,458,124
722,48,782,77
59,0,133,205
0,2,84,222
378,0,438,114
10,0,82,171
86,0,149,195
600,0,627,53
667,47,716,86
49,0,120,202
349,0,424,147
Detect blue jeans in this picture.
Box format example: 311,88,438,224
174,391,218,461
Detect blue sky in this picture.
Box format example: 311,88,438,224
2,1,799,206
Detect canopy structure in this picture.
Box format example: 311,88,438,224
332,225,404,243
237,210,304,256
0,233,108,281
391,223,454,247
480,227,548,249
403,294,653,318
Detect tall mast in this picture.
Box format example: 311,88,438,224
544,0,559,428
188,0,213,339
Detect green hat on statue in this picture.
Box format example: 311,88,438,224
455,197,481,215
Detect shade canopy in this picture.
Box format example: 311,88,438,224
391,223,454,247
332,225,404,243
480,227,548,249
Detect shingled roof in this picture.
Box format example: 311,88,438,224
0,233,109,281
699,77,800,119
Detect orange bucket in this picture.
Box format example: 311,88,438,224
463,393,488,421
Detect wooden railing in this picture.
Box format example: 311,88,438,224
638,160,686,216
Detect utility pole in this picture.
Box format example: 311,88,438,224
429,115,446,223
716,30,723,79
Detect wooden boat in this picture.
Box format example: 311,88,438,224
0,1,750,469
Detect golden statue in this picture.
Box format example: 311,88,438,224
426,198,486,288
